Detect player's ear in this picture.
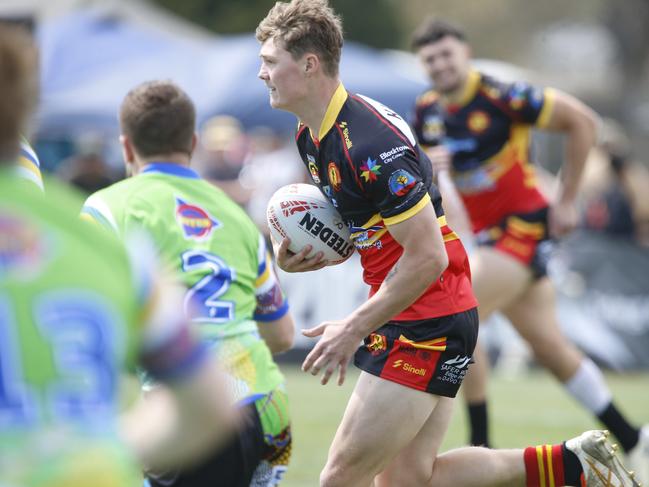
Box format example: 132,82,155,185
120,134,137,174
119,135,133,162
304,53,319,76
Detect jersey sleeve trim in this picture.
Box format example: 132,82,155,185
17,141,43,190
535,88,556,129
15,165,44,190
254,299,289,322
81,195,120,233
383,192,431,226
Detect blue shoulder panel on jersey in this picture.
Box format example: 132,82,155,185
141,163,201,179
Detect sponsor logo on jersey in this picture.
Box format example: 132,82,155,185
0,213,50,278
392,359,427,376
440,354,472,385
529,87,544,109
379,145,409,164
388,169,416,196
443,355,471,369
350,223,385,250
175,198,220,240
467,110,491,134
328,162,342,192
508,82,528,111
298,212,353,258
366,333,387,355
322,185,338,208
360,157,381,183
423,115,445,144
339,121,353,149
307,155,321,183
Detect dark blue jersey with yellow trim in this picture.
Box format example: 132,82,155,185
412,70,552,232
295,84,477,321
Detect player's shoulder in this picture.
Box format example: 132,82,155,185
346,94,417,156
479,72,538,100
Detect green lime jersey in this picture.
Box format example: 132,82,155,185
82,163,289,400
0,174,141,484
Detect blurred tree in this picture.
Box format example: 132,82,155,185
151,0,404,48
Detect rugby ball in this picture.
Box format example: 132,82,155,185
266,183,354,265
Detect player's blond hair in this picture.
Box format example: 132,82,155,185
0,26,37,163
256,0,343,77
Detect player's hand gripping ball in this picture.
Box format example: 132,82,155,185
266,183,354,265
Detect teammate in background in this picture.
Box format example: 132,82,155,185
0,25,233,486
256,1,639,486
82,80,295,487
410,17,649,482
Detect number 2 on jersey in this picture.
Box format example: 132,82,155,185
181,250,235,323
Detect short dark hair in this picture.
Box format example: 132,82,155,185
411,18,466,51
0,26,37,164
119,80,196,158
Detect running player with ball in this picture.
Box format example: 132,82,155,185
257,1,639,486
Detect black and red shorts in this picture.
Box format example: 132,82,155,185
476,207,555,278
354,307,479,398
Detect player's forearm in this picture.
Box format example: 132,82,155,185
258,313,295,354
550,94,599,204
346,247,448,337
558,117,597,203
124,358,236,471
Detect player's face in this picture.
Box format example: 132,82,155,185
258,38,308,112
417,36,471,94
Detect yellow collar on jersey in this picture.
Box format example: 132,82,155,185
311,82,348,142
445,69,481,109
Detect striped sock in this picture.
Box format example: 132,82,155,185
524,443,580,486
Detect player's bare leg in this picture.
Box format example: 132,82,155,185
319,372,440,487
379,415,638,487
502,277,581,380
461,247,533,446
503,277,643,457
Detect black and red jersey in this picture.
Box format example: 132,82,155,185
412,70,554,232
295,83,477,321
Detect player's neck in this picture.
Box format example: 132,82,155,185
440,81,466,104
296,77,340,139
439,70,474,106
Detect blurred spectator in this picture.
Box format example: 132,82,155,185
194,115,251,206
56,132,118,195
239,127,306,232
580,119,649,245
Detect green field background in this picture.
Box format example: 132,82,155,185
279,365,649,487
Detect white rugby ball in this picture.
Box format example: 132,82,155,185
266,183,354,265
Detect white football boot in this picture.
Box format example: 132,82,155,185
565,430,641,486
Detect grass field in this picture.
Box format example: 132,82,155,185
278,364,649,486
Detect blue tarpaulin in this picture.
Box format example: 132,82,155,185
37,9,427,136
